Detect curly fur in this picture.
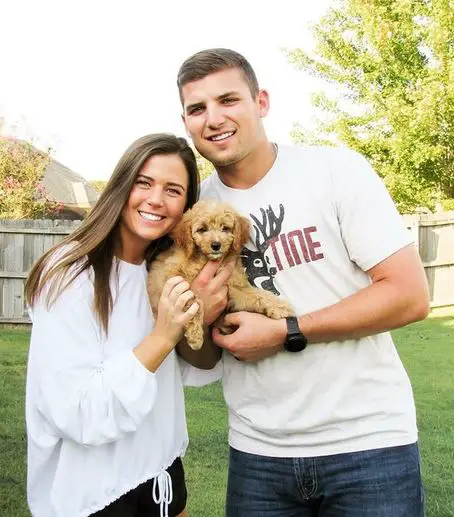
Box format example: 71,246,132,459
147,200,293,350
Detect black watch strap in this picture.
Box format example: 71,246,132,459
286,316,301,336
284,316,308,352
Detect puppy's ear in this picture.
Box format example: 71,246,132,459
233,215,251,252
171,213,195,257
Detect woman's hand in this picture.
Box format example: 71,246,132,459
154,276,199,346
135,277,199,372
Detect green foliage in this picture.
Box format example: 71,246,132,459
195,150,215,181
88,179,107,193
287,0,454,213
0,139,60,219
440,198,454,210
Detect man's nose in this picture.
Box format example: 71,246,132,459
206,105,225,128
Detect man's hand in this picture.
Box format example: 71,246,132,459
212,312,287,362
191,259,235,325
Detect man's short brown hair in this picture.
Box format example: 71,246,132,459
177,48,259,104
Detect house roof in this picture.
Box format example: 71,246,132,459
42,157,99,209
1,137,99,210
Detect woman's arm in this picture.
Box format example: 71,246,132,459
28,275,197,446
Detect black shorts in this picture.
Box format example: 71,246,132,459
91,457,187,517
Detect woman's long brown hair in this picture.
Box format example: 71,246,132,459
25,133,199,334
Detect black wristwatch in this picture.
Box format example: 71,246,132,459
283,316,308,352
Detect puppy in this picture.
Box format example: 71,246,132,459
147,200,293,350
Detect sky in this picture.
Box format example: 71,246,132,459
1,0,333,180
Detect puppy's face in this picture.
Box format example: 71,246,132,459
172,200,250,260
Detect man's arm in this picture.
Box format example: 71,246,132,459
213,244,430,361
176,260,235,369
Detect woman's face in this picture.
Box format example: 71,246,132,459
119,153,189,263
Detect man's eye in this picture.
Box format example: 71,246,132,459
222,98,237,104
189,106,203,115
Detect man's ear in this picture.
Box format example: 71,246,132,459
257,89,270,118
233,215,251,252
171,212,195,256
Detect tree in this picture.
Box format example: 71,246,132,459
195,150,215,181
0,138,60,219
89,180,108,193
287,0,454,213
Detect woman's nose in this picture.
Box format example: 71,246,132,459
146,188,164,206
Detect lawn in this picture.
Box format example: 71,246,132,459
1,313,453,516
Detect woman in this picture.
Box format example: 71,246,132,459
25,133,206,517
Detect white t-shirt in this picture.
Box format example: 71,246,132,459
26,256,219,517
200,144,417,458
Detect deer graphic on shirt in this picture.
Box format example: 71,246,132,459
241,204,285,296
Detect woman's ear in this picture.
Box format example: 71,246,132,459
171,212,195,256
233,215,251,252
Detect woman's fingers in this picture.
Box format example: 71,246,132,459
168,279,191,305
160,276,199,319
175,289,195,311
155,277,201,345
160,276,201,315
161,276,185,300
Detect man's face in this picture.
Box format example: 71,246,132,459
181,68,269,168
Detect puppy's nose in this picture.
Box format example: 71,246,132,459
211,241,221,251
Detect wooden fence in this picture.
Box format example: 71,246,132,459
0,220,80,324
403,211,454,310
0,214,453,324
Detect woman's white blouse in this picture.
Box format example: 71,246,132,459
25,259,203,517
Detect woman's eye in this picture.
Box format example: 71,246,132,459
136,179,151,188
167,188,181,196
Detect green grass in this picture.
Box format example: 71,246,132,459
0,329,29,517
0,314,453,516
392,316,454,517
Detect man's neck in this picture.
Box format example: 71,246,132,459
216,140,277,190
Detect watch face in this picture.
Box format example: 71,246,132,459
285,336,307,353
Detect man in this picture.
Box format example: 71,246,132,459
178,48,429,516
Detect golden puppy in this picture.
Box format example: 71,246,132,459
147,200,293,350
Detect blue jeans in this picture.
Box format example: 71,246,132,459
226,443,424,517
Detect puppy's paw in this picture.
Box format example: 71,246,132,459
264,301,294,319
185,326,204,350
187,337,204,351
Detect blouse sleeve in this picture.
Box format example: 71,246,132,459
27,274,158,447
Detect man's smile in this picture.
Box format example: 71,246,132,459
206,131,235,142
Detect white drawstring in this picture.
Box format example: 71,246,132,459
152,469,173,517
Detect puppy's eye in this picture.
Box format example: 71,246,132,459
221,225,231,232
196,226,207,233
